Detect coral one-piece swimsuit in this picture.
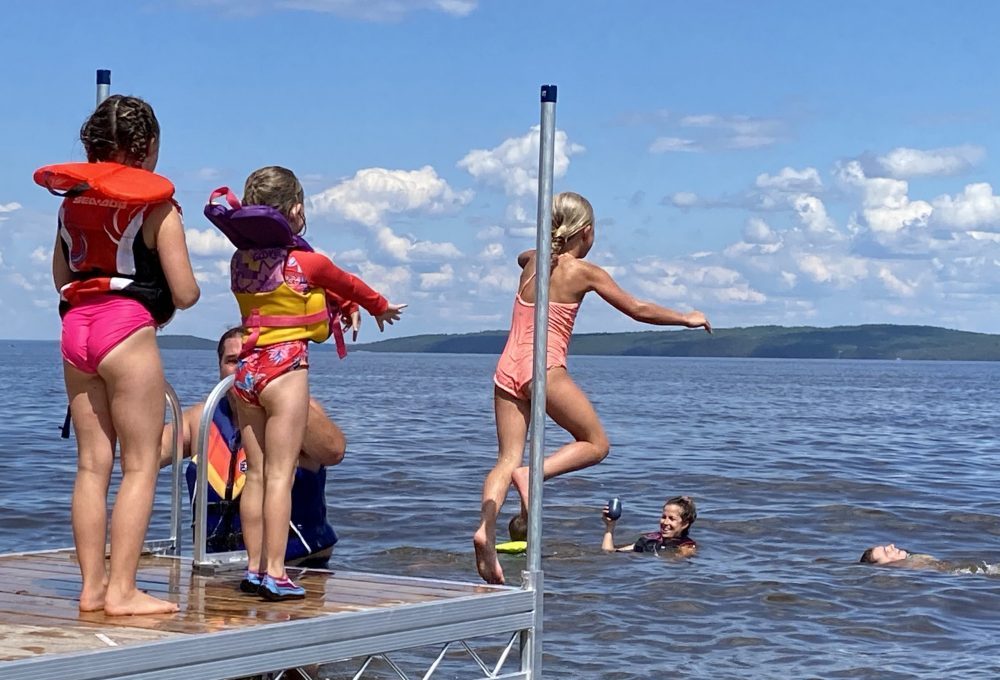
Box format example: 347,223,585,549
493,273,580,400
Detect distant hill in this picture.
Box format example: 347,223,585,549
347,324,1000,361
157,334,215,350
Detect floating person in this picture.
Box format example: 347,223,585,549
38,95,200,615
859,543,940,569
206,166,405,600
601,496,698,556
159,327,345,567
473,191,712,584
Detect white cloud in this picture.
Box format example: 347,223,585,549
199,0,476,20
0,202,21,222
186,228,237,257
877,267,916,297
311,166,472,227
931,183,1000,231
755,167,823,193
795,253,868,287
31,247,48,264
310,166,470,262
837,160,932,235
419,264,454,290
476,225,505,240
671,192,700,207
647,114,785,153
458,126,585,203
743,217,779,244
354,261,412,301
874,145,985,179
479,242,504,260
650,137,701,153
793,195,836,235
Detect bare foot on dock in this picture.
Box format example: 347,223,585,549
78,585,106,612
474,526,504,585
104,589,179,616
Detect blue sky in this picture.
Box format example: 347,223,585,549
5,1,1000,340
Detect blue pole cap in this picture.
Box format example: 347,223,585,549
96,69,111,85
540,84,557,103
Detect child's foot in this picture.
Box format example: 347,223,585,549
104,589,179,616
508,514,528,542
239,570,264,594
78,584,106,612
260,574,306,601
473,526,505,585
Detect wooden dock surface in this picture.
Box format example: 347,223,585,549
0,548,510,665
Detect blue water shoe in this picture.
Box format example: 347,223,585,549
260,574,306,601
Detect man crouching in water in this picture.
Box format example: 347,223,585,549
160,327,343,567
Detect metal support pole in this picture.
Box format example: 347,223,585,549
96,69,111,107
520,83,557,680
165,382,184,555
194,375,235,569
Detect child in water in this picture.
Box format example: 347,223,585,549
602,496,698,556
230,166,405,600
473,191,711,584
50,95,200,614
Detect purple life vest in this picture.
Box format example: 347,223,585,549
203,187,313,251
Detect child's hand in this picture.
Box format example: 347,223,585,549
602,505,617,529
685,310,712,334
342,309,361,341
375,302,407,332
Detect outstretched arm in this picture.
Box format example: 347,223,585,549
585,262,711,332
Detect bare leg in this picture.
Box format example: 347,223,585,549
64,363,115,612
98,327,179,615
258,369,310,579
474,387,530,585
511,368,609,518
236,400,267,576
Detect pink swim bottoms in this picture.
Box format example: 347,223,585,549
233,340,309,407
61,296,155,374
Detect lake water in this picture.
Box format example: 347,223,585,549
2,342,999,679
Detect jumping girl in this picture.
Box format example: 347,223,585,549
45,95,200,615
473,191,711,584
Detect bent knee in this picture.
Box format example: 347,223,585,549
594,437,610,461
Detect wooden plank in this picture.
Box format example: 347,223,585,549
0,623,173,662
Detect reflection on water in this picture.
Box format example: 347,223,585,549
2,343,999,678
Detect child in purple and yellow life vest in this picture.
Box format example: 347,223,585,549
227,166,405,600
602,496,698,557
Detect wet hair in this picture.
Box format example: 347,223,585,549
550,191,594,257
859,547,877,564
664,496,697,537
243,166,305,222
216,327,243,362
80,95,160,166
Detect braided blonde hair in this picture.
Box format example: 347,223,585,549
551,192,594,258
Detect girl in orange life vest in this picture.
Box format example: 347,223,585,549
473,192,712,585
602,496,698,556
231,166,405,600
49,96,199,615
